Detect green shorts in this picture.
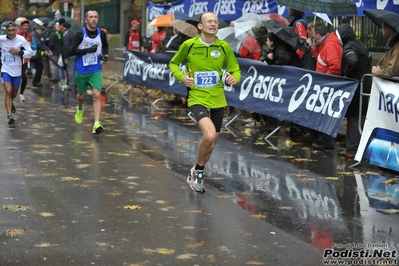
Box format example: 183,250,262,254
75,71,103,94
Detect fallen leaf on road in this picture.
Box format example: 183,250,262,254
141,164,156,167
176,254,198,259
246,261,265,265
4,205,29,212
187,241,205,248
74,184,91,188
216,194,233,199
251,213,266,219
279,205,293,211
108,192,122,196
40,212,55,217
61,177,80,181
378,209,399,214
33,243,59,247
144,248,175,255
185,210,202,213
124,205,141,210
44,172,58,177
298,177,316,182
7,229,30,236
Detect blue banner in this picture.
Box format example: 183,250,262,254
123,51,359,137
148,0,399,22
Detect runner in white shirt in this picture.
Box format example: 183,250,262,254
0,21,33,124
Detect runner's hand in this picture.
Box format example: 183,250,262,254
183,70,194,87
225,73,237,86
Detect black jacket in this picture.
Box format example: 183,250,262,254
337,23,371,117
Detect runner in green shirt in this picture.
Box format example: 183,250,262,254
169,11,241,193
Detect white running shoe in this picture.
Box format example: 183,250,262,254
19,94,25,102
187,166,206,193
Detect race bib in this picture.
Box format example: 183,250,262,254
194,71,219,88
82,53,98,66
132,41,140,48
4,55,17,65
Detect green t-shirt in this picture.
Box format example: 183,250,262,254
169,35,241,108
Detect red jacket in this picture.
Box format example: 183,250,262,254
150,29,166,53
311,32,342,75
239,36,260,60
16,29,33,63
127,29,141,51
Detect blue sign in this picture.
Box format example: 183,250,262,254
123,51,359,137
148,0,399,22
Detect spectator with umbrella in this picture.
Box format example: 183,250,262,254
364,9,399,78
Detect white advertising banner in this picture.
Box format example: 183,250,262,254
355,77,399,172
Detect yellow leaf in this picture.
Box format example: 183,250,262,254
145,248,175,255
246,261,265,265
216,194,233,199
159,207,174,211
74,184,91,188
117,153,130,156
278,205,293,211
156,200,167,204
176,254,198,259
326,177,340,180
141,164,156,167
187,241,205,249
384,179,398,185
183,226,195,229
124,205,141,210
137,190,151,194
251,214,266,219
33,243,59,248
44,173,58,177
126,260,151,266
61,177,80,181
337,171,355,176
379,209,399,214
7,229,30,237
76,164,91,169
281,155,295,159
298,177,316,182
185,210,202,213
40,212,55,217
4,205,29,212
108,192,122,196
291,158,317,163
285,139,297,147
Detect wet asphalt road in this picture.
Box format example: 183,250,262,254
0,82,398,266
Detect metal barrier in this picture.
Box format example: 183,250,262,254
105,48,132,102
349,74,373,168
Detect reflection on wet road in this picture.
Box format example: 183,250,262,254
41,84,399,253
119,99,399,254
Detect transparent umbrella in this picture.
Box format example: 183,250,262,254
233,13,263,37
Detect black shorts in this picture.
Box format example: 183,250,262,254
189,105,225,133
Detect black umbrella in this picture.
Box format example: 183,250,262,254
363,9,399,31
262,19,305,51
186,13,228,29
276,0,357,15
